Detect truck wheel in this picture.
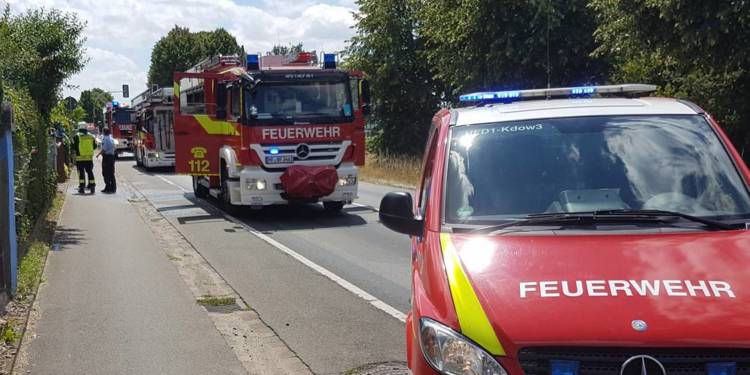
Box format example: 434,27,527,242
221,166,241,215
323,201,345,212
135,149,143,167
192,176,208,199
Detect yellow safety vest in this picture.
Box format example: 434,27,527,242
75,133,96,162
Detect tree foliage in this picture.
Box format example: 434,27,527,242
148,26,242,87
269,43,304,56
0,5,87,117
418,0,609,98
346,0,440,155
591,0,750,156
78,88,112,125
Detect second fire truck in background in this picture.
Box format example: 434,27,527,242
132,87,176,169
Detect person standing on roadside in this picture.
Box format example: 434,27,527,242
73,122,97,194
97,127,117,193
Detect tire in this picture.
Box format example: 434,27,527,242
323,201,345,212
221,165,241,215
135,148,143,167
192,176,208,199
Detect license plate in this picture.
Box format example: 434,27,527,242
265,155,293,164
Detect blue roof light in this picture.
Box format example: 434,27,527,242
323,53,336,69
247,54,260,70
571,86,596,95
269,147,280,155
459,90,521,102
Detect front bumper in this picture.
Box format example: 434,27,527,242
143,152,175,168
235,164,358,206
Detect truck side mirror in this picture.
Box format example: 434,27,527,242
216,83,227,120
379,192,423,236
360,79,371,115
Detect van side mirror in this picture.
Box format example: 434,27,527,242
379,192,423,236
216,83,227,120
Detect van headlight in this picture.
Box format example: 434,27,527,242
420,318,507,375
246,179,267,190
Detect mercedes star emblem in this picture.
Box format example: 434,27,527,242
296,144,310,159
631,319,648,332
620,355,667,375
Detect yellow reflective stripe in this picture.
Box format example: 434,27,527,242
440,233,505,356
193,115,239,136
174,82,180,98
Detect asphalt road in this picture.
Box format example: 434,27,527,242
115,160,413,373
123,163,414,313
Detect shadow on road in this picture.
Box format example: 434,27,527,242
177,194,370,232
53,226,86,248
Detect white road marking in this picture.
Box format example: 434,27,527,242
156,174,189,193
154,173,407,323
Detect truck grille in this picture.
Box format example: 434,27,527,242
260,141,344,162
518,347,750,375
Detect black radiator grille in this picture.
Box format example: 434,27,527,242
518,347,750,375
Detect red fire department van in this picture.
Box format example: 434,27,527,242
105,102,136,156
173,52,368,212
132,87,176,169
379,84,750,375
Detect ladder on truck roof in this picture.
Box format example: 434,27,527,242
188,55,242,73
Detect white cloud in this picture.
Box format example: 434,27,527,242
5,0,358,103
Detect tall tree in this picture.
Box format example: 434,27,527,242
79,88,112,125
148,26,242,87
591,0,750,157
347,0,440,155
418,0,609,98
0,5,87,116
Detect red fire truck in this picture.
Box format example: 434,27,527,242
173,52,368,212
105,102,136,156
132,87,176,169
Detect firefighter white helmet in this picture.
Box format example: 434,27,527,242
77,121,87,130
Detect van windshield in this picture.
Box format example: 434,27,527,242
445,115,750,224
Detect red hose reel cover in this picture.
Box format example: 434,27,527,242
280,165,338,199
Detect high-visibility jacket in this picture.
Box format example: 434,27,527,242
73,132,96,162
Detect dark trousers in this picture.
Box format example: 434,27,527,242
102,154,116,192
76,160,95,189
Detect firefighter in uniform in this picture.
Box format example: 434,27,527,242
73,122,97,194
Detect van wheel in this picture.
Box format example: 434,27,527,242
323,201,345,212
192,176,208,199
221,165,241,215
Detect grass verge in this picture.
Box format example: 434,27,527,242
196,295,236,307
360,153,421,188
15,191,65,303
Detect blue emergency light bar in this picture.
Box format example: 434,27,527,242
112,101,120,107
707,362,737,375
459,84,657,103
323,53,336,69
247,54,260,71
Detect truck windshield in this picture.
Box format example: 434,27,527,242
445,115,750,224
248,81,352,124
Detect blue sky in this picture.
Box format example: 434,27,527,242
6,0,358,103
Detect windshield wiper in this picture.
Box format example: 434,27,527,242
591,209,734,230
470,209,734,234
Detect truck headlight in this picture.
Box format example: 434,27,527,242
338,174,357,186
246,179,267,190
420,318,507,375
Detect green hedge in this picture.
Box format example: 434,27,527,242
6,86,56,247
